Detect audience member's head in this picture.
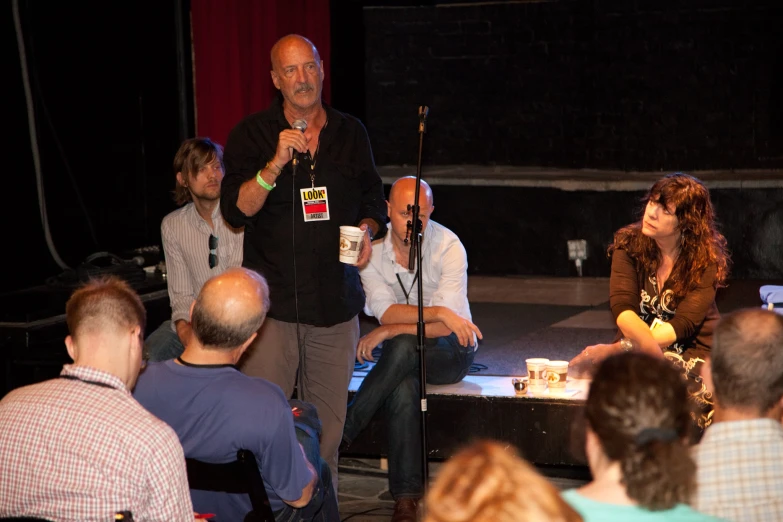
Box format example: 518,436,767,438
708,308,783,418
64,276,147,388
173,137,224,205
190,267,270,354
423,440,583,522
585,352,695,510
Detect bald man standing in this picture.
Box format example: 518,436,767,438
221,34,386,483
342,177,482,522
134,268,337,522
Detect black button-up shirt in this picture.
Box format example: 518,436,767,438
221,97,387,326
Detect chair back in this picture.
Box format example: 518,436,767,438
185,449,275,522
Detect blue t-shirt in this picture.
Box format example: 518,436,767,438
133,360,311,519
561,490,725,522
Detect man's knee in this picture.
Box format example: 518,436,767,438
144,321,183,362
382,334,419,366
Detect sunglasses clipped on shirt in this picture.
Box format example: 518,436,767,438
209,234,218,269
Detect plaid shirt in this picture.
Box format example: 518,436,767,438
0,365,194,522
692,418,783,522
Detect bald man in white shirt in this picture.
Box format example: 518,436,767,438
341,177,482,522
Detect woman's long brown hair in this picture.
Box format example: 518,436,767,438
609,173,730,300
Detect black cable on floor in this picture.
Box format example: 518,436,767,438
469,362,488,373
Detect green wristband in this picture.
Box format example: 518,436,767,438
256,171,276,191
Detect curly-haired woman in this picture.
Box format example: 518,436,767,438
570,173,730,376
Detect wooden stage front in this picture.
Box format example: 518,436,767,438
345,372,590,469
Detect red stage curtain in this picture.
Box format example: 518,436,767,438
190,0,331,147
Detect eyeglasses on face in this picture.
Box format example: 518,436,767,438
209,234,218,269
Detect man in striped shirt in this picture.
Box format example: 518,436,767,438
693,308,783,521
0,277,194,521
145,137,244,361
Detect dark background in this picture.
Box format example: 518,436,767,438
5,1,190,293
4,0,782,298
360,0,783,169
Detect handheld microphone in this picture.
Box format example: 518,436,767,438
292,119,307,133
291,119,307,165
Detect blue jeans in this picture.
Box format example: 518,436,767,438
343,333,475,499
275,400,340,522
144,320,185,361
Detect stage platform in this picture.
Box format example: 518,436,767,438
342,275,780,469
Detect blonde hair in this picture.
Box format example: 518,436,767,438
424,440,583,522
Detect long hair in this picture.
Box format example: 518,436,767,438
172,137,224,206
424,440,583,522
608,173,730,300
586,352,695,510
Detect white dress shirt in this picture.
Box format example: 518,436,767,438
360,219,473,331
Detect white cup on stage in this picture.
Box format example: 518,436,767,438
526,358,550,389
339,226,364,265
546,360,569,390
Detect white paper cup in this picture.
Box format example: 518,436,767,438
525,358,550,388
339,226,364,265
546,360,569,389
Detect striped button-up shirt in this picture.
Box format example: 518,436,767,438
0,365,194,521
161,200,243,325
692,418,783,521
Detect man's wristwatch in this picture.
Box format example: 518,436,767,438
620,337,634,352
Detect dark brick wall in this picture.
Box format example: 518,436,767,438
364,0,783,171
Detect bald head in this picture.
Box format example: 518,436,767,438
712,308,783,413
191,268,270,350
270,34,321,72
389,177,433,208
387,177,435,247
269,34,324,113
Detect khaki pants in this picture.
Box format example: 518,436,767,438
239,315,359,489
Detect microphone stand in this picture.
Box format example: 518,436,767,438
290,118,308,401
292,149,303,401
408,105,429,498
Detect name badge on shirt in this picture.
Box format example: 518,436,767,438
650,317,666,331
300,186,330,222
